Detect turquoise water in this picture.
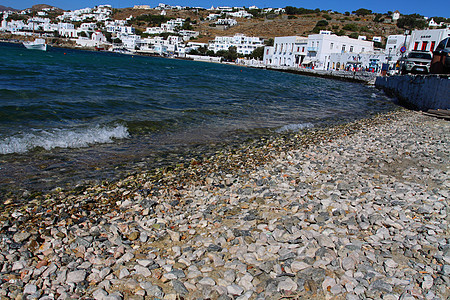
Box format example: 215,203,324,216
0,42,397,196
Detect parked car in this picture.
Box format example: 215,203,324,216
400,50,433,74
430,37,450,74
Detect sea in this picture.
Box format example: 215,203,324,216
0,42,398,198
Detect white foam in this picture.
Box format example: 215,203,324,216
0,124,129,154
276,122,314,133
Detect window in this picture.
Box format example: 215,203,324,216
330,42,333,49
414,42,419,50
421,41,428,51
297,47,300,52
342,45,346,52
430,41,436,51
350,46,354,52
302,47,305,52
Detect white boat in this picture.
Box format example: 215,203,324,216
23,38,48,51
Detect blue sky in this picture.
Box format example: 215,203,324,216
1,1,449,18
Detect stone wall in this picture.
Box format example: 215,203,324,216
375,75,450,110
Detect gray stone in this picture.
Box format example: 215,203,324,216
172,280,189,296
146,285,164,298
342,257,356,270
23,284,37,295
227,284,244,296
92,288,108,300
277,278,297,292
369,279,392,293
422,275,433,290
13,232,31,243
119,268,130,279
134,265,151,277
224,269,236,283
291,261,310,272
66,270,86,283
99,267,112,279
199,277,216,286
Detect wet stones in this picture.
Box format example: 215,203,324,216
0,110,448,299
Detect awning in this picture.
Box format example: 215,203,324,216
301,58,312,64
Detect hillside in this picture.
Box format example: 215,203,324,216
114,8,406,45
0,5,18,12
30,4,64,13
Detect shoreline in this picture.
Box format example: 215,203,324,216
1,109,448,299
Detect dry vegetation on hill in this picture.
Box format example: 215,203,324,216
113,8,406,44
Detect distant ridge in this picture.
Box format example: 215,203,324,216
30,4,64,11
0,5,19,12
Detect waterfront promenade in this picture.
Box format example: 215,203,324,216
0,109,448,299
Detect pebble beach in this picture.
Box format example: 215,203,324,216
0,109,448,300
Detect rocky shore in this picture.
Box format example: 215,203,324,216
0,109,448,300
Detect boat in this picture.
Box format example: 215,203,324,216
23,38,48,51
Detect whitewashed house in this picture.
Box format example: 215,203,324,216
408,28,450,52
227,10,253,19
263,36,308,67
215,18,238,28
392,10,400,21
120,34,142,50
206,14,221,20
80,23,97,32
209,34,264,55
385,34,411,58
58,22,77,38
161,18,185,32
76,31,108,47
304,31,374,70
178,30,199,41
144,27,164,34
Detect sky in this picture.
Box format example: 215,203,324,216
1,0,449,18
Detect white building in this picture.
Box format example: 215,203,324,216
215,18,238,28
80,23,97,32
106,23,135,35
76,31,108,48
178,30,199,41
227,10,253,19
140,35,184,56
58,22,77,38
209,34,264,55
304,32,374,70
145,18,188,34
206,14,221,20
263,36,308,67
392,10,400,21
385,34,411,58
408,28,450,52
119,34,142,50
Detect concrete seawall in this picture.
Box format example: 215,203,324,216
375,75,450,110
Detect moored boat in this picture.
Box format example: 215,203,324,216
23,38,47,51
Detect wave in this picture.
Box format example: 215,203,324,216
276,122,314,133
0,124,129,154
